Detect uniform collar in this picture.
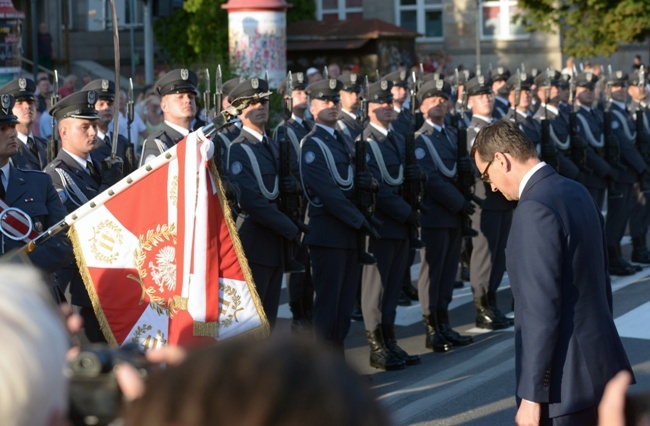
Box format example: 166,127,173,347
341,109,357,120
164,120,190,137
16,131,33,145
315,123,336,137
369,122,389,136
241,125,265,142
62,148,92,169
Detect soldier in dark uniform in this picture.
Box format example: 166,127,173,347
336,73,363,140
415,79,474,352
382,70,411,136
532,69,581,181
299,78,377,352
605,70,648,272
505,72,543,149
0,78,48,170
627,72,650,263
451,69,473,127
80,79,128,166
464,76,513,330
273,71,314,332
227,78,301,327
0,93,72,301
140,69,198,167
214,77,245,172
360,79,421,370
491,67,511,120
44,90,123,343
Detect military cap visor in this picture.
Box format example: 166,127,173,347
229,78,271,104
306,79,343,101
382,70,409,87
155,69,199,97
466,76,492,97
0,78,36,102
222,77,244,98
367,80,393,103
505,73,533,91
417,79,452,104
0,94,19,125
574,72,599,88
338,74,363,92
81,79,116,100
49,90,99,121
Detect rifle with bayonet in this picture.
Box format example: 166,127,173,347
402,72,424,249
354,75,381,265
633,66,650,192
203,68,211,123
279,71,308,272
212,66,225,176
568,67,589,174
603,66,625,199
47,70,60,163
123,78,136,174
514,69,522,125
540,68,560,170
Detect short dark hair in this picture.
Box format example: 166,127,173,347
471,119,539,163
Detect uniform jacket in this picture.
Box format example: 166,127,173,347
273,117,312,179
336,111,363,141
364,124,411,240
228,128,298,267
139,122,186,167
12,134,48,170
390,107,411,137
506,165,633,418
91,131,128,166
300,125,365,249
415,121,465,228
493,97,510,120
1,165,73,276
533,105,581,180
575,105,614,189
609,102,647,184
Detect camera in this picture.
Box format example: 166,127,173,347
66,343,148,426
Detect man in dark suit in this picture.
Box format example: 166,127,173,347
44,90,123,343
227,78,301,327
472,120,633,426
0,93,72,301
0,78,48,170
140,69,198,167
415,79,474,352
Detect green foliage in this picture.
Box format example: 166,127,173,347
515,0,650,58
287,0,316,23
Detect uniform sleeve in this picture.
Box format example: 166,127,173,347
367,146,412,223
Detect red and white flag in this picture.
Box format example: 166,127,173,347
68,129,268,350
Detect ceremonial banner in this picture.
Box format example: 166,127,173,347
69,130,268,350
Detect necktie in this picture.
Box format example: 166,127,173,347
0,170,5,200
87,160,101,185
27,137,38,158
262,136,278,163
302,120,311,132
386,131,400,155
440,127,455,149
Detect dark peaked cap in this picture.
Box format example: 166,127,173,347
417,79,452,104
154,68,198,97
49,90,99,121
367,80,393,103
0,94,19,125
229,78,271,103
306,79,343,101
81,79,116,100
0,78,36,101
466,75,492,97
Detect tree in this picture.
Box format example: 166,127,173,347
515,0,650,58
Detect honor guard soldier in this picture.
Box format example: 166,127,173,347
273,71,314,332
532,69,582,181
227,78,301,327
491,67,511,120
415,79,474,352
451,69,474,127
382,70,411,136
604,70,648,272
80,79,128,166
44,90,123,343
300,78,378,351
627,71,650,263
360,79,421,370
0,78,48,170
505,72,543,149
465,75,514,330
139,68,198,166
214,77,245,157
0,93,72,301
336,73,363,140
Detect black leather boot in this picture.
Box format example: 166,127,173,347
474,296,509,330
289,301,312,335
436,310,473,346
608,245,636,276
487,291,513,326
632,237,650,264
382,323,420,365
366,327,406,370
422,314,452,352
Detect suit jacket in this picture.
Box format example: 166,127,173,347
506,165,633,417
45,150,107,306
300,125,365,249
364,125,411,240
1,165,73,276
139,122,186,167
415,122,465,228
228,129,298,267
12,135,48,171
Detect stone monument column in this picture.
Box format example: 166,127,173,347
222,0,292,89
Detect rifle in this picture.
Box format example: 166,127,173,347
568,67,589,173
454,78,479,238
634,66,650,191
203,68,211,122
354,76,381,265
279,71,308,273
514,69,522,125
123,78,136,174
603,66,624,199
540,68,559,170
212,66,224,176
47,70,60,163
402,72,424,249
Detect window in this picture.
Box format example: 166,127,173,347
480,0,528,40
317,0,364,21
396,0,443,40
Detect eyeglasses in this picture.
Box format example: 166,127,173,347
480,159,494,184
